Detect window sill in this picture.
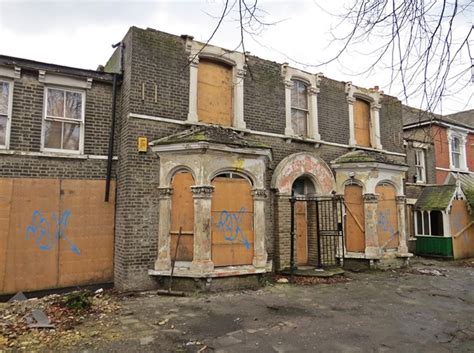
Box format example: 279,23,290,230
284,135,321,146
0,149,118,160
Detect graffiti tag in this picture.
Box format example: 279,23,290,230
377,209,398,248
26,210,80,255
217,208,251,249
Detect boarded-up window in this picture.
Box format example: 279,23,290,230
344,184,365,252
354,99,371,147
170,171,194,261
197,59,233,126
376,184,398,249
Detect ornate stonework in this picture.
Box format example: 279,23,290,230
191,185,215,199
252,189,267,200
395,195,406,204
363,193,378,203
157,187,173,199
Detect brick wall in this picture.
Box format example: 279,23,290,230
467,133,474,172
432,125,450,183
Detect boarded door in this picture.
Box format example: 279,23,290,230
354,99,371,147
344,185,365,252
376,184,399,249
170,171,194,261
211,177,254,266
296,201,308,265
450,200,474,259
0,178,115,294
197,59,233,126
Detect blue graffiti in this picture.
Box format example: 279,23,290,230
217,208,251,249
377,209,398,247
26,210,80,255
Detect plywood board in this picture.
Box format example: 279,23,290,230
295,201,308,265
58,180,115,287
211,177,254,266
450,200,474,259
344,185,365,252
197,60,233,126
170,171,194,261
354,99,371,147
376,184,399,250
3,179,60,293
0,179,13,293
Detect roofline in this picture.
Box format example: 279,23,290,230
0,54,115,83
403,118,474,133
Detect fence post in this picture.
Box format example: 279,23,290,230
290,193,296,282
315,200,322,269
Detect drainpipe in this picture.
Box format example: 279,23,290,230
105,41,123,202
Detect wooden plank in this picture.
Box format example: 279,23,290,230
211,177,254,266
58,180,115,287
295,201,308,265
170,172,194,261
0,179,13,293
376,184,399,249
450,200,474,259
354,99,371,147
3,179,60,294
197,60,233,126
344,185,365,252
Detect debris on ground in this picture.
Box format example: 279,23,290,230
276,278,289,284
0,289,121,350
274,275,351,285
413,268,448,276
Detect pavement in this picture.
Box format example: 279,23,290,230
4,258,473,352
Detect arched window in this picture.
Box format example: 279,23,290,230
197,59,233,126
291,79,309,136
451,136,461,169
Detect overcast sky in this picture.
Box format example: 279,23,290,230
0,0,472,114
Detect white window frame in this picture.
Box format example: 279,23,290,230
415,210,450,237
447,129,467,171
345,82,383,149
414,148,426,183
290,79,310,137
282,64,321,140
0,79,13,150
41,86,85,154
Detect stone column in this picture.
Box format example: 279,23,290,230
396,196,409,254
347,96,356,146
187,56,199,123
252,189,268,268
155,187,173,271
284,80,294,136
275,192,292,270
308,87,321,141
363,193,381,258
233,68,247,129
371,102,382,149
190,185,214,273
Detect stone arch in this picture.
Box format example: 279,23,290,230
271,152,335,195
374,179,402,196
208,167,258,188
165,165,196,187
341,177,366,194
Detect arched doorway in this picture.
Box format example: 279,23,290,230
211,172,254,266
292,176,316,266
170,171,195,261
344,184,365,252
376,183,399,250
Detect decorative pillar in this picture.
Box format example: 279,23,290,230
190,185,214,273
363,193,381,258
371,102,382,149
308,86,321,141
187,55,199,123
396,196,409,254
155,187,173,271
252,189,268,268
284,80,294,136
347,96,356,146
233,68,247,129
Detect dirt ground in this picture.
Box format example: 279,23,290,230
2,258,474,353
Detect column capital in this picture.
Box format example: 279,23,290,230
158,187,173,200
308,86,320,95
347,96,356,104
236,68,246,79
363,193,378,203
284,79,294,89
188,55,199,67
191,185,215,199
371,102,382,111
395,195,406,204
252,188,268,200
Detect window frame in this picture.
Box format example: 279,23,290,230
0,79,13,149
41,85,85,154
448,130,467,171
415,210,447,237
414,148,426,183
290,79,309,137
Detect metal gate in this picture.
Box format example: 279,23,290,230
290,195,344,271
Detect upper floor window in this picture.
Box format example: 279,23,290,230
448,130,466,170
42,87,84,153
197,59,233,126
354,98,371,147
291,80,309,137
414,148,426,183
0,80,12,148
